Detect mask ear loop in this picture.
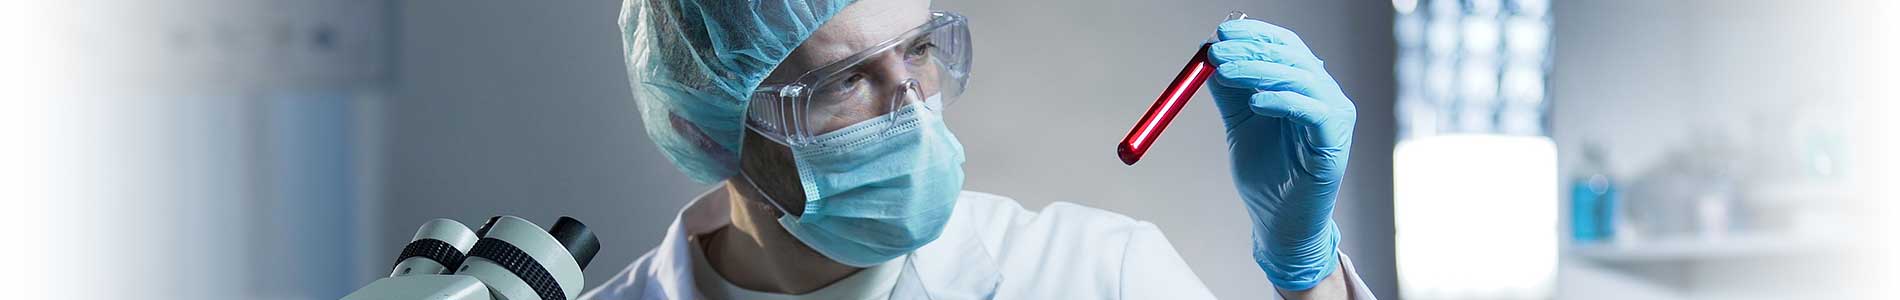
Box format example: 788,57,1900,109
738,167,797,218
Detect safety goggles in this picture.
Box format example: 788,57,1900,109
747,11,972,147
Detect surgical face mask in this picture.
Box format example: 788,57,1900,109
742,93,965,267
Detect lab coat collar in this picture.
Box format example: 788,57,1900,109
634,187,727,300
890,192,1004,299
641,185,1001,300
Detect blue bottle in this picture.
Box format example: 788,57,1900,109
1571,146,1617,242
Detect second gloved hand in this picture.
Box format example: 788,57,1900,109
1205,19,1356,291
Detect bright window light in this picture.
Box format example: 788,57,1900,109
1394,135,1558,299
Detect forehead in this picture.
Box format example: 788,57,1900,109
769,0,930,79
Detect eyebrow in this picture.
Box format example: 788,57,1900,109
805,41,864,72
774,13,932,81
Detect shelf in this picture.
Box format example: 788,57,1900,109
1743,181,1860,203
1566,232,1855,262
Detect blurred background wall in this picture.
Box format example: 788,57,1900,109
1548,0,1890,299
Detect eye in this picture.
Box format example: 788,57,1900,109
822,72,869,98
841,73,868,86
905,40,936,58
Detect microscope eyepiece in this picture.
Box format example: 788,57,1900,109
349,215,603,300
388,219,479,277
474,216,501,237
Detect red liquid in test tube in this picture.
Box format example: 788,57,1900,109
1117,11,1247,165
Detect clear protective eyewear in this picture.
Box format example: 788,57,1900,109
747,11,972,147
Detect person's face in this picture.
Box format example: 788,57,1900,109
740,0,933,214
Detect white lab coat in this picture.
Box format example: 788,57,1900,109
579,189,1376,299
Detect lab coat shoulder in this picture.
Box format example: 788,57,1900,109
950,191,1217,299
581,244,682,300
580,190,1375,300
956,191,1376,299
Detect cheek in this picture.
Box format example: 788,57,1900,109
739,130,810,213
821,105,884,133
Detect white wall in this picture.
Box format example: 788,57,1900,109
1550,0,1891,298
20,0,393,298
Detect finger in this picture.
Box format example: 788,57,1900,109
1214,61,1320,96
1217,19,1309,48
1209,39,1325,71
1249,91,1332,129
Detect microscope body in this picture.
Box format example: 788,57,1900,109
343,216,600,300
346,275,491,300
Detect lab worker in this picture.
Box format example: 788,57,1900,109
584,0,1371,299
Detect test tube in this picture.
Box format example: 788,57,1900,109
1117,11,1248,165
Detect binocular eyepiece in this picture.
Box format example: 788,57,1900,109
369,216,600,300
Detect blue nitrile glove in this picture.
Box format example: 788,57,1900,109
1206,19,1355,291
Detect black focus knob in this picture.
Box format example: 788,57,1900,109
547,216,600,270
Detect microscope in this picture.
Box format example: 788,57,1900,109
343,216,601,300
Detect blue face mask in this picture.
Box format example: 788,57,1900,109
743,94,965,267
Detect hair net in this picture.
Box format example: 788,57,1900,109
618,0,858,183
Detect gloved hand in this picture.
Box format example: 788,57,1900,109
1206,19,1355,291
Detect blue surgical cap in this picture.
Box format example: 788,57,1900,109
618,0,858,183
